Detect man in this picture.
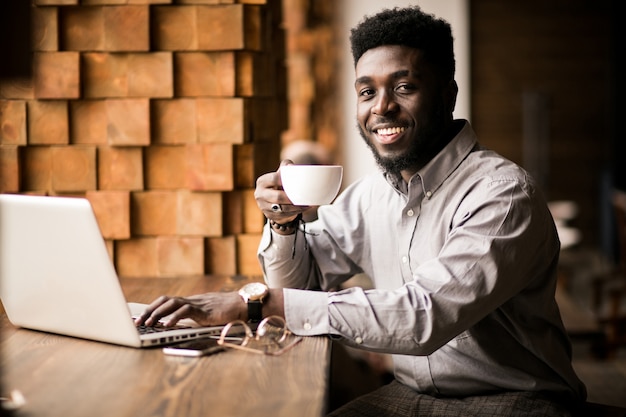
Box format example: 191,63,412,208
136,6,586,416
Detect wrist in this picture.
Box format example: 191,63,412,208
269,213,303,235
238,282,269,323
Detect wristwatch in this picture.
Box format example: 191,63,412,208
238,282,269,323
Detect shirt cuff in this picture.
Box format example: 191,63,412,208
283,288,329,336
258,223,299,260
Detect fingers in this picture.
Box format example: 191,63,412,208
255,160,311,221
134,292,248,328
134,295,193,327
134,295,168,326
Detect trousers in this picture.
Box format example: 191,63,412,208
327,380,573,417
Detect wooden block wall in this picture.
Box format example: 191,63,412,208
280,0,338,155
0,0,286,278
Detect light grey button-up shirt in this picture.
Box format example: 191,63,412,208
258,121,586,401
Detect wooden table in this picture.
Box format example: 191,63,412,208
1,275,331,417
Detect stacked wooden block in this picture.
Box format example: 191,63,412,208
281,0,338,155
0,0,286,278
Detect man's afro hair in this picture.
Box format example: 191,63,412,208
350,6,456,81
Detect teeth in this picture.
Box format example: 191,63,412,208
377,127,406,135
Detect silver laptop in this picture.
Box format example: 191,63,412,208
0,194,224,348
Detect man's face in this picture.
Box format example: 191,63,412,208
355,45,451,175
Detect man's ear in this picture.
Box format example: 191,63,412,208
444,80,458,114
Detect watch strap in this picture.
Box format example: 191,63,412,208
247,300,263,323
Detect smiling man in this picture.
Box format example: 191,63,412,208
257,6,586,416
136,6,586,416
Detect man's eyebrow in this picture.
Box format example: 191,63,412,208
355,70,417,85
355,76,372,85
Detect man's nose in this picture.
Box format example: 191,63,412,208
372,90,398,115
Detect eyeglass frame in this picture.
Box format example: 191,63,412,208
217,315,302,356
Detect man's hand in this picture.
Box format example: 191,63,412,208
254,160,309,225
133,292,245,327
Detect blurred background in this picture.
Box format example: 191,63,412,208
1,0,625,407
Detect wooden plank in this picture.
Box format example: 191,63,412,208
0,100,27,145
236,52,274,97
237,233,263,275
32,6,59,51
85,190,131,239
33,0,78,5
242,188,264,233
97,146,144,191
115,237,159,277
205,236,237,275
131,190,178,236
105,99,150,146
156,236,205,277
103,6,149,51
116,236,204,278
0,78,35,100
69,100,108,145
152,99,197,144
127,52,173,97
59,6,104,50
82,0,171,4
224,189,264,235
152,6,199,50
82,52,128,98
176,190,223,236
50,145,97,192
27,100,69,145
234,141,279,188
144,145,187,189
196,5,249,51
184,143,234,191
0,145,20,193
21,146,52,191
196,97,247,144
82,52,172,98
174,52,236,97
222,191,243,235
33,52,80,99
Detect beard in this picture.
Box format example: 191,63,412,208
358,102,447,175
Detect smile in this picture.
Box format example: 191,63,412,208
375,127,406,135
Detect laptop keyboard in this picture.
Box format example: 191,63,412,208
136,323,190,334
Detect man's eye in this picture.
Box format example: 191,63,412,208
396,83,415,92
359,88,375,97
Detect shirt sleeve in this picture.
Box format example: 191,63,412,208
257,221,323,290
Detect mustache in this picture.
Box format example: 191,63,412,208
367,117,408,129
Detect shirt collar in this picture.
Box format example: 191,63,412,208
384,120,478,198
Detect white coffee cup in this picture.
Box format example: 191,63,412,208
280,165,343,206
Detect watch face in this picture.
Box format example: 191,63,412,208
240,282,268,301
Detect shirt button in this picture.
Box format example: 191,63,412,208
407,209,414,217
355,336,363,344
426,190,433,198
402,256,408,263
303,322,312,331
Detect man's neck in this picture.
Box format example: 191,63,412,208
399,119,463,183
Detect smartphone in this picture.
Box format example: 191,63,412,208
162,337,225,357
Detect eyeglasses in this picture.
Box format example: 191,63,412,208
217,316,302,356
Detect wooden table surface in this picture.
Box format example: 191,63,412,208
1,275,331,417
